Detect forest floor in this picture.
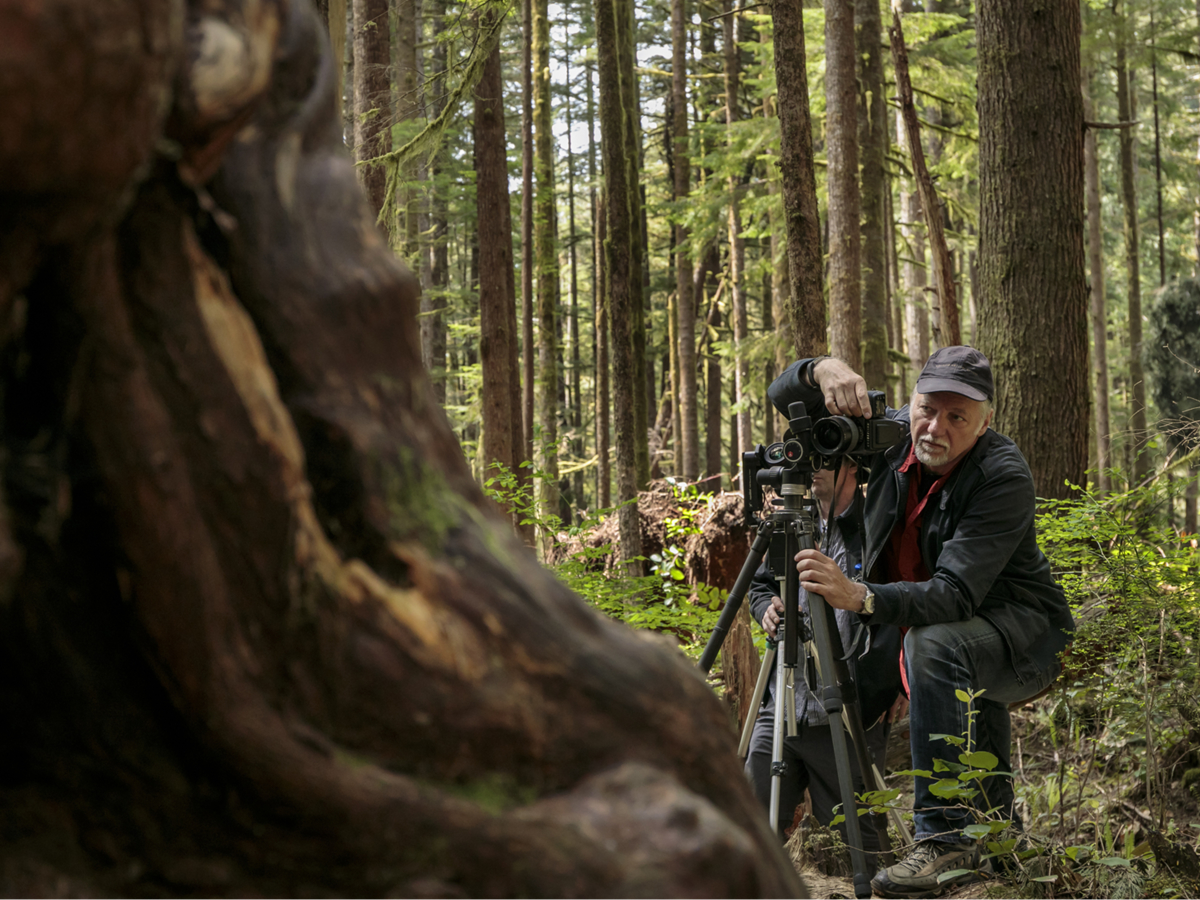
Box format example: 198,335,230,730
555,480,1200,899
780,683,1200,899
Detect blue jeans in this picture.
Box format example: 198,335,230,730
905,617,1060,842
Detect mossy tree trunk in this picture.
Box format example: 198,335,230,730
977,0,1089,499
533,0,560,537
597,0,644,571
674,0,699,482
616,0,650,490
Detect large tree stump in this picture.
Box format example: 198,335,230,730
0,0,805,896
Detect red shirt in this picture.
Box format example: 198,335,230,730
884,442,958,696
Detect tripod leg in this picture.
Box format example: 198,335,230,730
801,531,873,900
738,641,776,760
841,702,898,866
768,634,792,836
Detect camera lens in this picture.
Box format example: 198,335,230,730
812,416,860,455
764,442,786,465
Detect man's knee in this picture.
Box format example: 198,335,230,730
903,621,969,675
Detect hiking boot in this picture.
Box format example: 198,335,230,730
870,839,980,898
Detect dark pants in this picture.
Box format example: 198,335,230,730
745,704,890,856
905,617,1060,842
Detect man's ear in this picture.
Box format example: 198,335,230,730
979,406,995,435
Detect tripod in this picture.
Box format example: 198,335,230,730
698,406,899,900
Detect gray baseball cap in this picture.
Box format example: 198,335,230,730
915,345,994,402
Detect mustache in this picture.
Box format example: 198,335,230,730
918,437,949,450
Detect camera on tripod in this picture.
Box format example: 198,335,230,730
812,390,908,460
740,393,907,527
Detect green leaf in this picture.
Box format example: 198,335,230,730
954,689,972,703
1097,856,1131,867
929,733,966,746
963,824,994,839
937,869,972,884
959,750,999,770
929,778,967,798
1033,875,1058,883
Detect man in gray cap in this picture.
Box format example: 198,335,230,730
767,346,1074,898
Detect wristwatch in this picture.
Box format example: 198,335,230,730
860,586,875,616
803,355,831,388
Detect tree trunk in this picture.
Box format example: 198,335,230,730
900,174,928,387
889,11,959,350
394,0,420,262
1083,73,1111,494
1116,12,1149,483
596,190,612,509
533,0,560,536
476,34,521,516
772,0,826,358
977,0,1088,500
565,42,585,511
597,0,643,571
825,0,861,370
0,1,808,895
674,0,699,482
421,0,448,406
857,0,888,394
885,172,906,403
522,0,536,472
316,0,348,117
617,0,650,491
352,0,390,215
725,0,751,465
586,45,603,507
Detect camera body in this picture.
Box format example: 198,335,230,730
811,390,907,459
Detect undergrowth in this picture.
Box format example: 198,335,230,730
487,460,1200,897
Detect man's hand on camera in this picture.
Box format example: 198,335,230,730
794,548,869,611
761,595,785,639
812,357,872,418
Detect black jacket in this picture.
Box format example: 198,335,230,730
747,490,904,725
769,359,1075,688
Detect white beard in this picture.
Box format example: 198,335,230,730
914,437,950,468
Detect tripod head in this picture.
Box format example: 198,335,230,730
741,401,819,526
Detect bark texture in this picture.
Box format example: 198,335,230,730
725,2,751,464
977,0,1089,499
352,0,390,215
772,0,826,358
824,0,861,370
533,0,560,533
857,0,888,393
673,0,699,482
1083,74,1112,493
597,0,644,570
0,0,806,895
475,38,522,504
890,11,958,349
1116,16,1149,482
